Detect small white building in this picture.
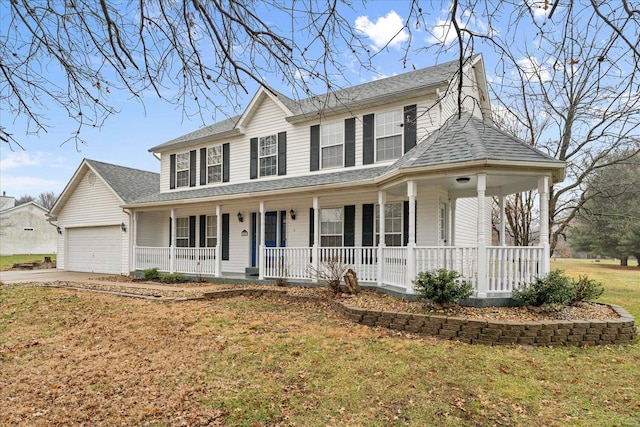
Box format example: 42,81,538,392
0,195,57,255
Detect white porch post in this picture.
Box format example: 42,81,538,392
132,211,138,271
215,205,222,277
476,174,488,298
377,190,386,287
312,196,319,283
499,193,506,246
450,198,456,246
170,208,176,274
406,181,417,293
538,176,551,275
258,201,266,280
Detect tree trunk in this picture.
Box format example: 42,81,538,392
620,256,628,266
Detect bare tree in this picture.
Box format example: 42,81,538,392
14,194,35,206
37,192,57,211
1,0,370,148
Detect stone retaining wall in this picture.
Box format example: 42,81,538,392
203,289,637,346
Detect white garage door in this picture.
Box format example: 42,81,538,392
66,226,122,274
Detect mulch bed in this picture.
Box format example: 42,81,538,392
37,276,619,322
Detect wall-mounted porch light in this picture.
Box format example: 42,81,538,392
456,177,471,184
289,209,296,220
56,226,62,235
237,212,244,222
121,222,127,232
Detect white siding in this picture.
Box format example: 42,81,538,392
57,169,130,274
136,211,168,247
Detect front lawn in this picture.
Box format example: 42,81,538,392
0,254,56,271
1,259,638,426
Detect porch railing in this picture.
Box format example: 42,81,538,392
486,246,544,294
263,247,312,279
415,246,477,283
134,246,218,276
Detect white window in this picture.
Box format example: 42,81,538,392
321,122,343,168
207,146,222,183
259,135,277,177
206,215,217,247
176,153,190,187
320,207,343,247
176,217,189,247
376,202,403,246
376,110,403,162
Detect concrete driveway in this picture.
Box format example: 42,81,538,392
0,269,119,285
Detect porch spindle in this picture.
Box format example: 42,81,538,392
476,174,488,297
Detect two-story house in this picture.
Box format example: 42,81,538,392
49,55,565,299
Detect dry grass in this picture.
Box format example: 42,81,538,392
2,276,639,426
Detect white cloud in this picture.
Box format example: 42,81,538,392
0,151,44,170
355,10,408,50
526,0,550,19
516,56,551,83
0,175,65,195
427,18,465,45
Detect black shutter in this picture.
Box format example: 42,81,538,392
200,148,207,185
344,205,355,247
363,113,375,165
222,213,230,260
310,125,320,171
169,217,172,246
309,207,315,247
223,143,230,182
250,137,258,179
199,215,206,247
169,154,176,189
402,200,418,246
362,204,374,246
345,118,355,167
404,104,417,153
189,150,196,187
189,215,196,247
278,131,287,176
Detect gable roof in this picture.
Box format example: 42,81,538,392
147,56,478,153
389,112,564,171
0,201,48,215
50,159,159,215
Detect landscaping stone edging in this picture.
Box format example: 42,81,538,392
203,289,638,346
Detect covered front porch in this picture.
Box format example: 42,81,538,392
130,172,554,299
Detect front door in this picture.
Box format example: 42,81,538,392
251,211,286,267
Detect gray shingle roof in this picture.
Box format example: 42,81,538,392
147,58,465,153
390,112,563,171
127,166,387,205
86,159,159,203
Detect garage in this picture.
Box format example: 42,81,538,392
66,226,122,274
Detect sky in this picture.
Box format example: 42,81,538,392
0,0,552,199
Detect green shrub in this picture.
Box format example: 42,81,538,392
511,269,574,306
570,275,604,305
159,273,183,283
413,269,474,305
143,268,160,280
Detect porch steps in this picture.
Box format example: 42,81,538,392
245,267,259,277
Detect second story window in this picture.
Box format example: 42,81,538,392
321,122,344,169
376,110,403,162
176,153,190,187
207,146,222,183
259,135,277,176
